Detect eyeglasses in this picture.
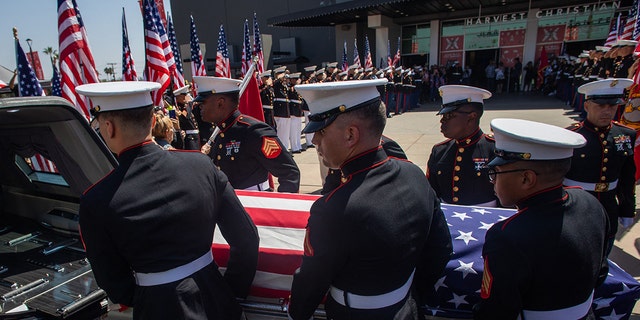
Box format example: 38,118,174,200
441,110,473,121
487,168,534,183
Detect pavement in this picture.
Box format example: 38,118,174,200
289,90,640,317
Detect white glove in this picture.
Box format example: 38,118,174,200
619,217,634,229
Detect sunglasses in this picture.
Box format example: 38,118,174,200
487,168,537,183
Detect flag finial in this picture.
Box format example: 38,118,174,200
12,27,18,39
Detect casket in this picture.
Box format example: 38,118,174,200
0,97,115,318
214,190,640,320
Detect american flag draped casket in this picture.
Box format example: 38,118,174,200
212,190,640,319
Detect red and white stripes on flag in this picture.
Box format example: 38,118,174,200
189,15,207,78
353,38,361,68
393,37,401,67
622,0,639,40
253,13,265,83
241,19,252,77
57,0,99,121
215,24,231,78
605,14,622,47
142,0,170,106
148,0,183,89
364,35,373,70
212,190,320,298
122,8,138,82
30,154,59,173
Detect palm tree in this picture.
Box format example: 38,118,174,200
42,47,58,69
104,66,115,81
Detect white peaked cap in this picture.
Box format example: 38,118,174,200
173,85,190,95
488,118,586,167
75,81,160,114
192,76,242,102
296,79,387,133
438,85,491,115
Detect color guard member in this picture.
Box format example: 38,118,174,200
427,85,498,207
565,78,636,253
475,118,609,320
173,85,200,150
289,79,452,320
77,81,259,320
259,70,276,129
193,76,300,193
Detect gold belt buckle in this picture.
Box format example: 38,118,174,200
594,182,609,192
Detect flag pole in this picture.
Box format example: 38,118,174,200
12,27,21,96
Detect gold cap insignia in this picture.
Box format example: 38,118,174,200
93,105,101,112
522,153,531,159
467,97,472,102
339,105,347,112
210,89,217,94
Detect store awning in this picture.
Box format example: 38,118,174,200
268,0,628,27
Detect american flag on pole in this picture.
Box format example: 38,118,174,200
364,35,373,70
122,8,138,82
353,38,361,68
387,39,393,68
148,1,182,90
341,41,349,72
51,65,62,97
241,19,252,78
216,24,231,78
167,13,185,87
622,0,638,40
15,37,44,97
190,15,207,84
16,34,58,173
213,191,640,318
57,0,99,121
393,37,401,67
253,13,265,83
605,14,622,47
142,0,170,106
634,0,640,41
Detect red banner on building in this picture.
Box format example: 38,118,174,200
25,51,44,80
440,51,463,66
537,25,566,44
500,29,525,47
535,44,562,61
441,35,464,52
500,46,524,68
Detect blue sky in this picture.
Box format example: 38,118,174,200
1,0,172,81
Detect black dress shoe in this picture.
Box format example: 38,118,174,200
306,144,315,149
292,150,302,154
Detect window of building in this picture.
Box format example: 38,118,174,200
401,24,430,55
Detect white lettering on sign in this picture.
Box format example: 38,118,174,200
463,1,619,25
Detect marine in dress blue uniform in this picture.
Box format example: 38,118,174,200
289,79,453,320
565,78,636,252
427,85,498,207
173,85,200,150
259,70,276,129
76,81,259,320
475,118,609,320
193,76,300,193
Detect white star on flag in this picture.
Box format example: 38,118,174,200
479,221,494,230
448,292,469,308
434,275,448,291
498,215,510,221
454,260,478,279
600,309,626,320
471,208,491,215
451,211,472,221
455,231,478,245
593,297,616,310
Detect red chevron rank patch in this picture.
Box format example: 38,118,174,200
481,257,493,299
262,137,282,159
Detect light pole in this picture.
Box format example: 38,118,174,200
25,38,35,67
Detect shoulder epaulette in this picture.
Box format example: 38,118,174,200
566,123,582,131
613,121,634,130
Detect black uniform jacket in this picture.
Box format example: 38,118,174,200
427,129,497,206
289,147,453,320
273,80,290,118
474,186,609,319
209,110,300,192
79,142,259,309
566,121,636,235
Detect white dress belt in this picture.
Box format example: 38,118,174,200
134,249,213,286
185,129,199,135
262,105,274,110
244,180,270,191
329,269,414,309
518,290,593,320
274,98,288,102
563,178,618,192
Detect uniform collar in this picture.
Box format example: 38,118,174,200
515,185,565,212
583,120,611,133
216,109,242,132
117,140,159,161
340,146,388,178
455,128,483,147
